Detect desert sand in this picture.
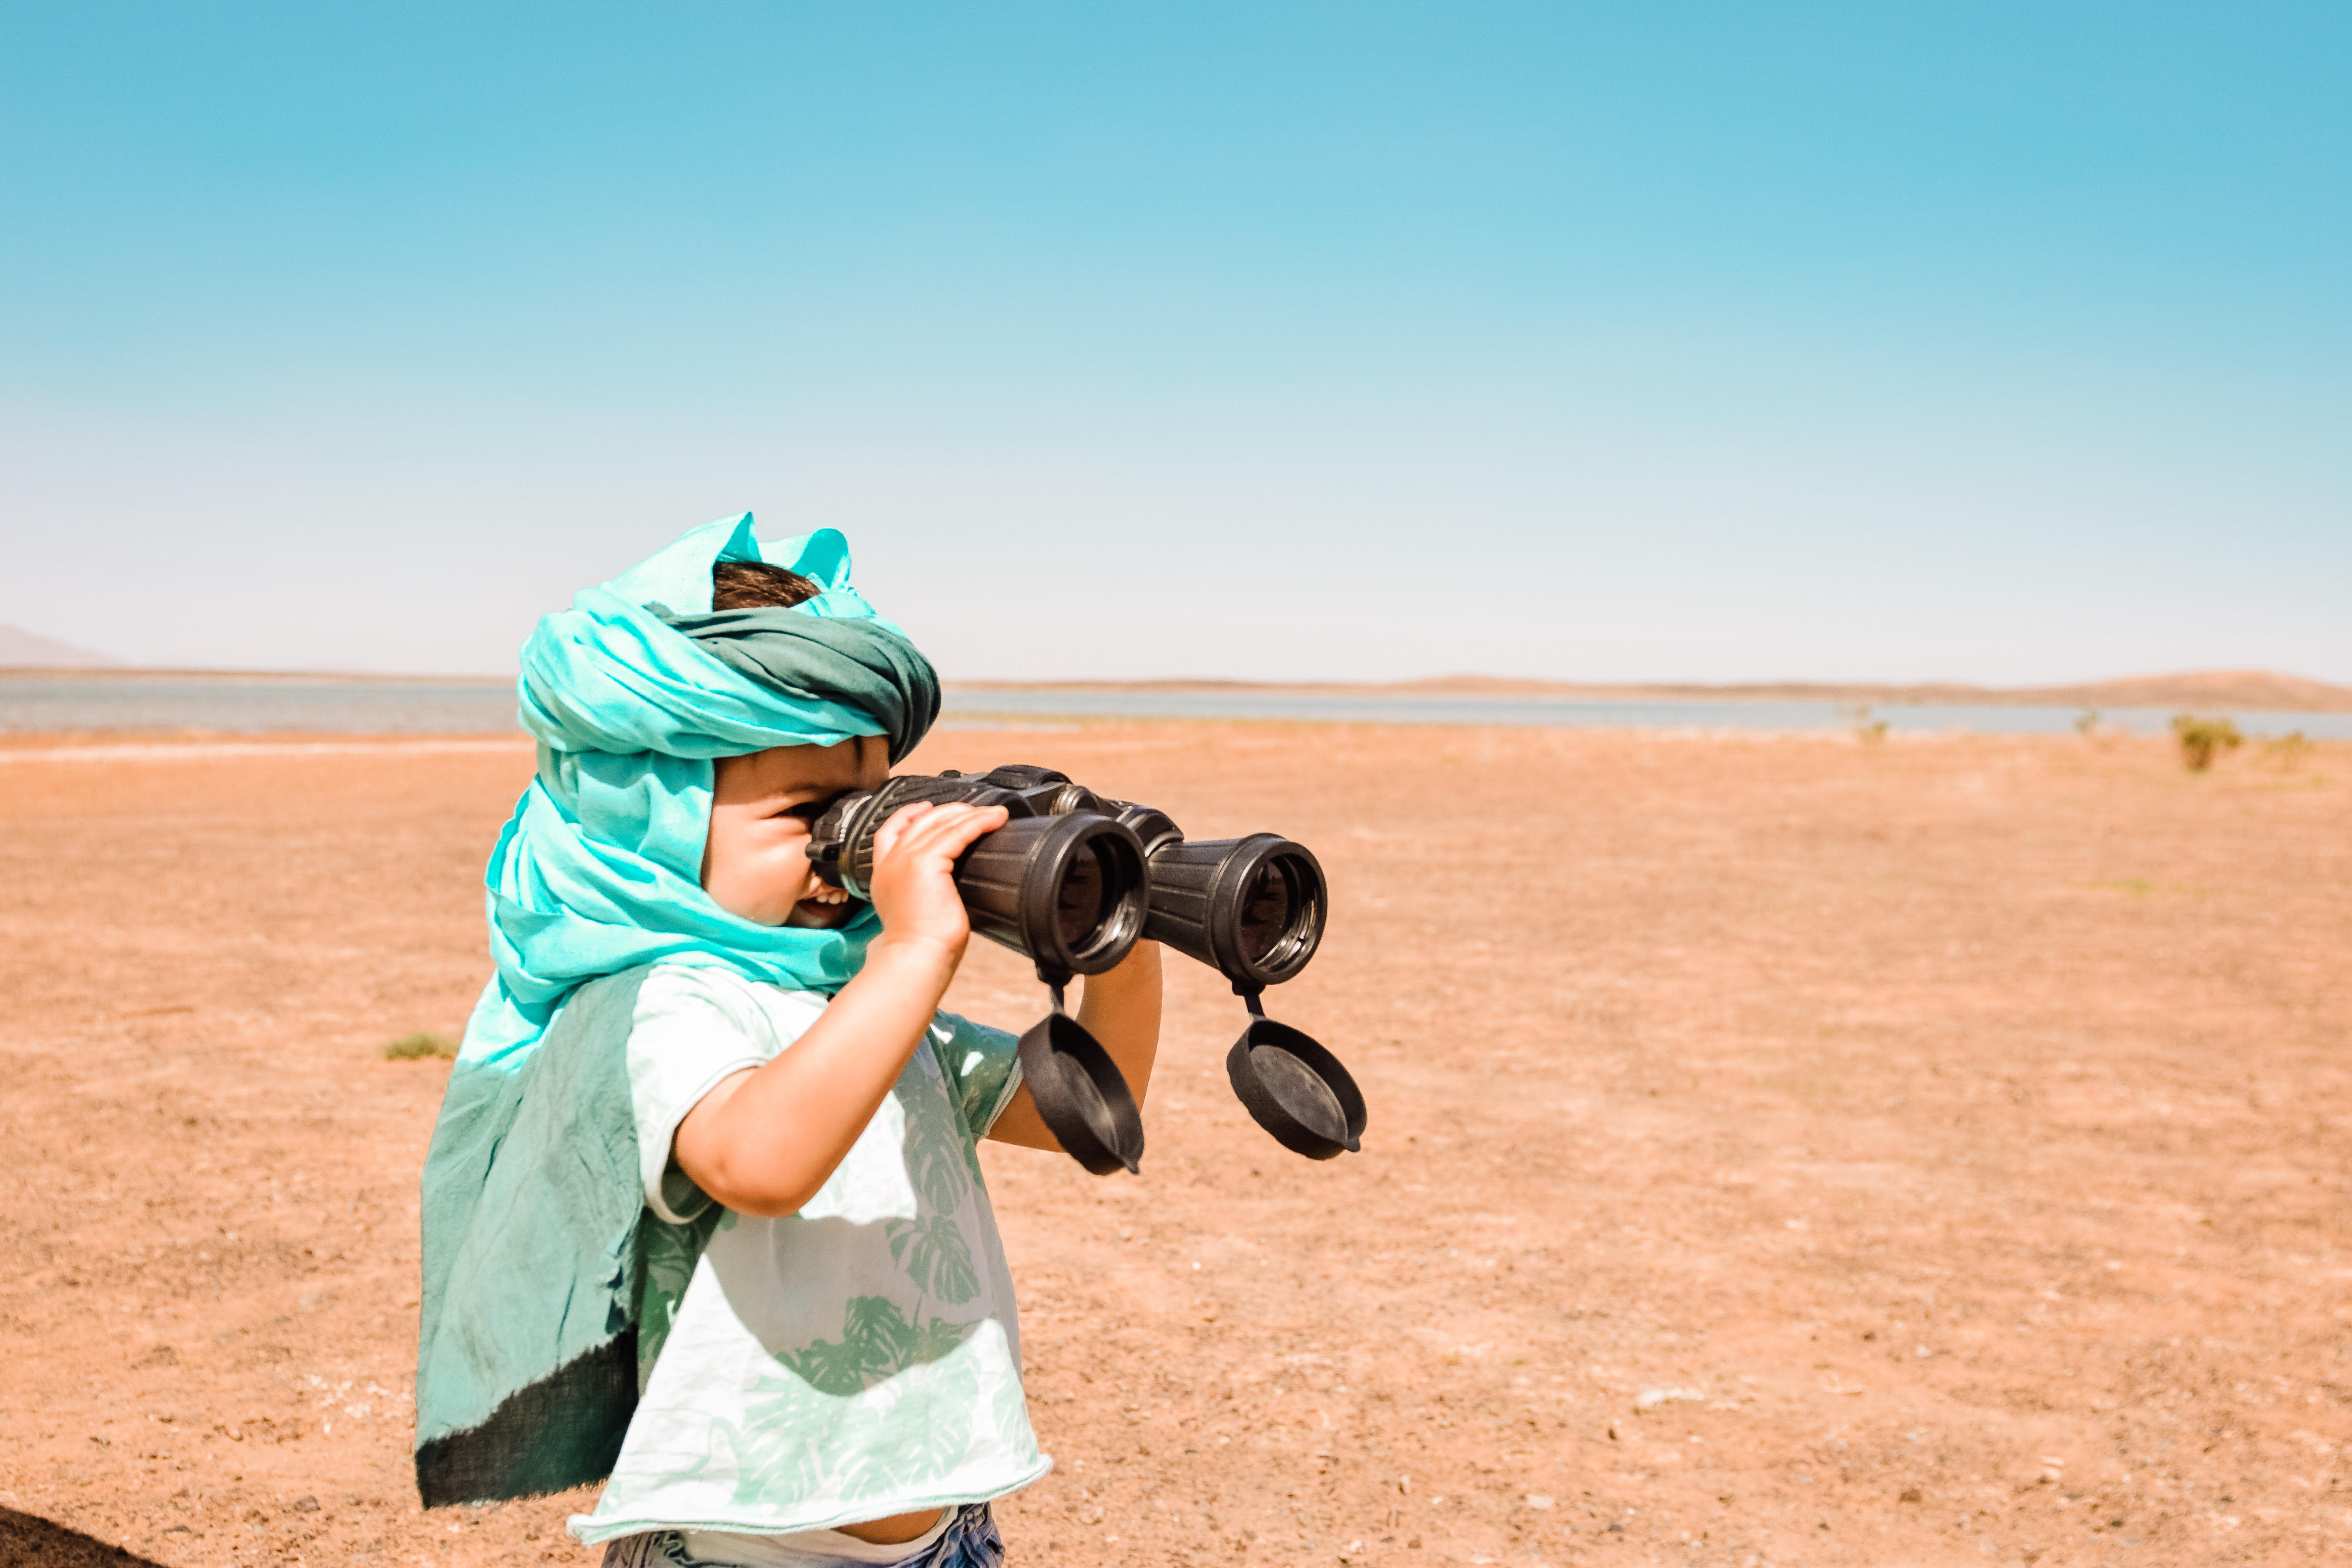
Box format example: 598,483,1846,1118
1,723,2346,1568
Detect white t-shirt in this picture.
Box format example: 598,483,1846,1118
567,965,1048,1546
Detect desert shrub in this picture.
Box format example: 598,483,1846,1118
382,1031,458,1060
1844,704,1888,745
2073,708,2100,737
2170,714,2242,772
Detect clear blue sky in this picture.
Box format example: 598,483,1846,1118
2,2,2345,682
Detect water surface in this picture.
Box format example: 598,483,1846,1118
5,675,2347,739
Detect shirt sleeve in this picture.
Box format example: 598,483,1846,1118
929,1010,1026,1140
624,967,814,1224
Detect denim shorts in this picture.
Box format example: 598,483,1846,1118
600,1504,1004,1568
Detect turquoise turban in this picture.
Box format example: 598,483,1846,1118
458,513,941,1072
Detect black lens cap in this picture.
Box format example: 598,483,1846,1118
1225,1017,1365,1159
1016,1012,1144,1176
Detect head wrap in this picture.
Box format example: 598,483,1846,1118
646,606,939,765
459,514,940,1071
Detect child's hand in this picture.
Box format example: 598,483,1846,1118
680,794,1015,1220
863,800,1011,963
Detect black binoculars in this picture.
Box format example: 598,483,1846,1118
808,764,1364,1176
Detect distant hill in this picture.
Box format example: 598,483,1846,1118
951,668,2352,713
2038,669,2352,712
0,624,122,668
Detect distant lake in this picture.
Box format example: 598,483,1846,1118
0,676,522,733
4,675,2348,740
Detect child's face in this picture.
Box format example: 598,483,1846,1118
702,736,889,928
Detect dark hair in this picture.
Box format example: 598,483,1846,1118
711,560,821,611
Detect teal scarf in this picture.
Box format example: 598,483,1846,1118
416,514,939,1505
461,513,939,1073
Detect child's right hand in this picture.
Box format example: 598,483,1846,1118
862,800,1011,963
680,794,1015,1220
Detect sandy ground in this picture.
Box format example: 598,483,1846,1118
1,724,2347,1568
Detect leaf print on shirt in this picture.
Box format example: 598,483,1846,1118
781,1295,918,1396
894,1073,971,1215
886,1213,980,1305
713,1362,830,1505
831,1350,982,1503
718,1299,986,1505
774,1296,979,1397
632,1209,721,1392
986,1357,1038,1460
930,1012,1016,1139
910,1312,977,1366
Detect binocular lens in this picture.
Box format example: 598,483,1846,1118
1142,835,1326,988
1055,840,1115,954
1235,853,1308,970
956,812,1150,979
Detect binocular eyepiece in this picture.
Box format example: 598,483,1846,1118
806,764,1364,1173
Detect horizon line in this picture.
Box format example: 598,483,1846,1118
5,664,2350,713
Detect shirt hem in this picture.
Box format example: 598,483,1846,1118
565,1455,1052,1546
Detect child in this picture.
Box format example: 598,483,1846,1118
413,516,1161,1567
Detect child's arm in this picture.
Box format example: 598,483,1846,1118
983,939,1163,1152
671,799,1009,1218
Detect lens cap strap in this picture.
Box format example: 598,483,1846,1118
1037,960,1074,1015
1236,982,1267,1019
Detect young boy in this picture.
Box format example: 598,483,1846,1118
413,517,1160,1567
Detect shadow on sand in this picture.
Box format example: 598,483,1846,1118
0,1506,171,1568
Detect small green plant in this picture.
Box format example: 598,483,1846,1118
2073,708,2100,737
1844,704,1888,745
2086,877,2210,899
381,1031,458,1061
2170,714,2242,772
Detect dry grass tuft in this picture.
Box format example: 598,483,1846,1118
380,1030,457,1060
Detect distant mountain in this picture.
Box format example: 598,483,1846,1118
0,624,123,668
2052,669,2352,711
